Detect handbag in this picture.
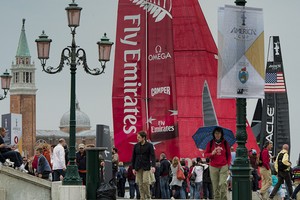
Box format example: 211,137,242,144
176,165,185,180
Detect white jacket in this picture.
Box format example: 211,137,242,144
52,144,66,170
193,165,204,183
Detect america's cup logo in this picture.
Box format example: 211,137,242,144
130,0,173,22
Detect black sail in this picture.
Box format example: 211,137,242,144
259,36,290,156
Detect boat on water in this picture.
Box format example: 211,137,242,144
113,0,259,162
251,36,290,157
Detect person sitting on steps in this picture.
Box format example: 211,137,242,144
0,127,27,173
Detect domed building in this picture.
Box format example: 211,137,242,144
36,100,97,146
59,100,91,133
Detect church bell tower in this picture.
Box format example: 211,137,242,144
10,19,37,156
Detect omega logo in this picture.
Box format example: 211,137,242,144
148,45,172,61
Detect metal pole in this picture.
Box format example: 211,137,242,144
62,30,82,185
232,98,252,200
231,1,252,200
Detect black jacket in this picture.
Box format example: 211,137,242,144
159,158,170,177
0,136,10,153
131,141,156,171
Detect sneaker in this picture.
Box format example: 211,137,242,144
18,164,28,173
5,159,14,167
16,167,28,173
20,168,28,173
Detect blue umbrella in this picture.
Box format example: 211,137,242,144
192,125,236,149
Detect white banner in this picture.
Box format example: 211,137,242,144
1,113,22,153
218,5,265,98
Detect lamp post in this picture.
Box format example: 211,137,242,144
231,0,252,200
0,69,12,100
35,0,114,185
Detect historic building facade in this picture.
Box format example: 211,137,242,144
10,19,37,156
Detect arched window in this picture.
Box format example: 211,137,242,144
14,72,19,83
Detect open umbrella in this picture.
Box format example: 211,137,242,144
192,125,236,149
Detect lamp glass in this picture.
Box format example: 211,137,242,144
66,8,81,27
98,44,112,62
37,41,51,59
1,73,12,90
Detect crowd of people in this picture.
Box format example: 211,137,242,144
117,129,300,200
0,127,88,184
2,125,300,200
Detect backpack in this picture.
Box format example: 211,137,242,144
117,167,127,180
277,153,289,171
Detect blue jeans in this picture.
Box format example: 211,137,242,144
2,151,22,167
160,176,170,199
129,180,140,199
203,182,213,199
172,185,186,199
194,181,203,199
190,184,196,199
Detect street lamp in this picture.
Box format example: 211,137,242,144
0,69,12,100
230,1,252,200
35,0,114,185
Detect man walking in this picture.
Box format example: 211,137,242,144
259,141,273,200
131,131,156,200
52,138,66,181
159,153,171,199
268,144,293,200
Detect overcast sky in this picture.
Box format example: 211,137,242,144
0,0,299,163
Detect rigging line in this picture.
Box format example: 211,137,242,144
145,4,149,132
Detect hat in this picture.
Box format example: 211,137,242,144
78,144,85,149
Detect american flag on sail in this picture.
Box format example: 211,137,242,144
264,72,286,92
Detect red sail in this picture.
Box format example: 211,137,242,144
113,0,259,162
112,1,147,162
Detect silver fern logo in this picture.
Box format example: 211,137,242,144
130,0,173,22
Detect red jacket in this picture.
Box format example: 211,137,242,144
261,148,270,170
32,155,39,169
43,150,52,169
204,140,231,168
